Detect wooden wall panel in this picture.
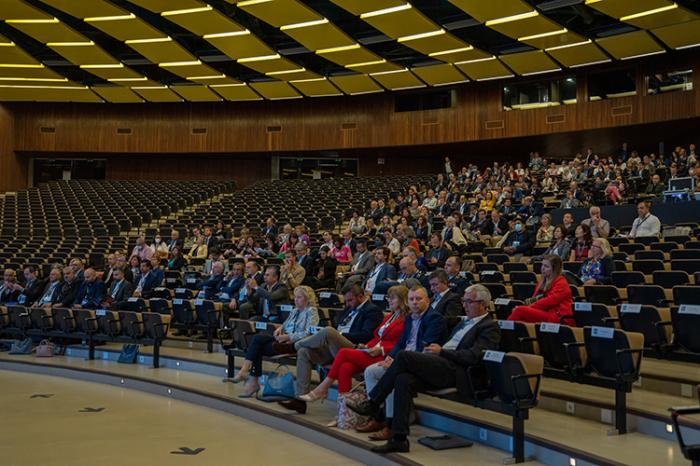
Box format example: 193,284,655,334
106,154,270,188
0,105,27,193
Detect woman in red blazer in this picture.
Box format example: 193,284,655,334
508,255,574,324
299,286,408,401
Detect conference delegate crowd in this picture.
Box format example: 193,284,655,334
0,143,692,453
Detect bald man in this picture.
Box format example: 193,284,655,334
74,268,105,309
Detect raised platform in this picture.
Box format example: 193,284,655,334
0,341,692,466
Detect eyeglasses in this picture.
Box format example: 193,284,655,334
461,299,483,304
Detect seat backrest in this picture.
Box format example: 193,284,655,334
673,286,700,305
618,304,671,348
632,259,664,274
480,270,505,283
484,351,543,405
572,302,614,328
497,320,538,354
584,285,619,305
672,305,700,353
612,271,645,288
627,285,667,306
584,327,643,379
535,323,586,370
652,271,690,289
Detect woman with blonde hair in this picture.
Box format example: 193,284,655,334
536,214,555,245
579,237,615,285
187,236,208,260
298,285,408,404
232,285,319,397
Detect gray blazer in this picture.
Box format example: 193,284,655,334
282,306,320,342
349,250,375,275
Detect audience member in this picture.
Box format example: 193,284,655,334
579,238,615,285
508,255,573,324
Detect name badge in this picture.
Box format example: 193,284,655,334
679,305,700,315
481,270,496,276
186,278,196,284
619,304,641,314
494,298,511,306
175,288,186,293
497,320,515,330
319,292,331,299
18,295,26,304
539,323,560,333
255,321,267,330
280,304,293,312
458,271,468,278
128,297,138,302
483,350,506,363
154,287,165,291
309,326,322,334
173,299,183,305
591,326,614,339
574,302,592,312
96,309,107,316
372,294,385,302
194,299,204,306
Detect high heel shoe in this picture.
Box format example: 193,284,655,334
230,370,249,384
297,389,327,403
238,383,260,398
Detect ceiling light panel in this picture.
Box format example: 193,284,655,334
131,86,183,102
282,21,355,52
209,83,262,101
0,85,100,102
47,44,120,65
546,40,610,67
0,43,42,64
329,74,382,94
360,5,439,38
499,50,560,75
289,77,343,96
585,0,672,19
129,0,205,13
127,40,194,63
652,18,700,49
455,57,512,80
39,0,128,18
411,63,468,86
250,80,302,99
205,33,274,60
170,84,222,101
621,5,698,29
87,16,167,42
449,0,533,23
91,85,144,103
238,0,323,28
487,13,564,39
10,21,87,43
596,30,664,59
519,30,587,49
330,0,406,16
370,69,424,90
0,0,53,20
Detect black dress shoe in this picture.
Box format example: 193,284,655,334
345,399,378,417
278,398,307,414
371,439,409,454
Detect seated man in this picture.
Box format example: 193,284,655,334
295,243,314,284
581,206,610,239
498,217,536,257
374,257,426,296
59,266,83,308
238,266,289,321
16,266,46,306
217,261,245,303
427,270,462,319
197,260,225,300
280,250,306,296
104,267,134,310
226,261,263,316
628,200,661,238
480,209,509,247
73,268,105,309
444,255,468,298
342,239,375,286
279,283,383,414
362,247,396,295
130,236,153,262
348,284,501,453
0,269,20,304
644,174,665,196
133,260,160,299
357,286,448,439
34,267,63,308
424,234,449,271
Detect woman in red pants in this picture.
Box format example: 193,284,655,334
508,255,574,324
298,285,408,402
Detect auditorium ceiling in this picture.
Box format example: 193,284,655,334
0,0,698,102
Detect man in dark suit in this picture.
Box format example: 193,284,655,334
238,266,289,321
424,234,449,271
217,261,245,303
348,284,501,453
167,230,184,255
358,285,449,437
202,226,219,253
295,243,315,284
374,257,427,295
427,270,462,319
105,268,134,310
0,269,20,304
16,266,45,306
480,209,509,238
60,266,83,308
133,260,160,298
102,254,118,287
279,283,383,413
445,255,468,298
197,260,225,300
362,247,397,295
342,238,375,285
263,217,278,237
73,268,105,309
34,267,63,308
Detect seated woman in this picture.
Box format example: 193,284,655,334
536,214,555,245
150,235,170,260
232,285,319,397
308,246,337,289
187,236,208,260
297,286,408,408
330,235,353,264
530,225,571,263
579,238,615,285
569,224,592,262
0,269,20,304
167,246,187,270
508,255,573,324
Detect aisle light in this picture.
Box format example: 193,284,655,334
238,54,280,63
518,28,567,41
161,6,213,16
346,59,386,68
203,30,250,39
361,4,411,19
620,3,678,21
281,19,328,30
545,39,591,51
159,60,201,67
316,44,360,54
429,46,474,57
81,64,124,69
397,30,445,43
46,41,94,46
125,37,171,44
6,18,59,24
266,68,306,76
85,14,135,22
